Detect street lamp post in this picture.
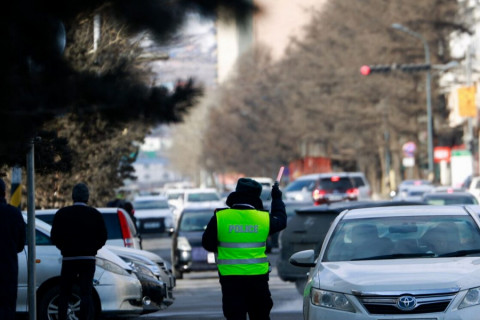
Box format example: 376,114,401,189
392,23,434,181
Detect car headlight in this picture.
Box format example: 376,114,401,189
311,288,355,313
132,262,156,278
177,236,192,251
460,287,480,309
96,257,131,276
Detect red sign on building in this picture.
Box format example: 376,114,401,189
434,146,451,163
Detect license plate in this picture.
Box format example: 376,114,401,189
144,222,160,229
207,252,216,264
327,194,343,201
192,247,208,261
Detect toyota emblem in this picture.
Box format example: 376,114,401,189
397,295,417,311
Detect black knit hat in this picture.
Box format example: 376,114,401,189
72,183,89,203
225,178,264,210
235,178,262,198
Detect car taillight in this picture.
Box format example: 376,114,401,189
312,189,326,201
118,209,134,248
346,188,359,199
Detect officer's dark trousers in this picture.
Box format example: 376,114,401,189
220,274,273,320
58,259,96,320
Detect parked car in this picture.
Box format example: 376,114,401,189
284,172,371,204
422,191,478,205
290,205,480,320
105,245,175,309
132,195,175,234
277,200,425,293
17,216,146,319
171,207,217,279
35,207,143,250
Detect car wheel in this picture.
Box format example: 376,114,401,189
37,285,99,320
173,267,183,279
295,278,307,295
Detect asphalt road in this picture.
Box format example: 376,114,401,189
127,234,304,320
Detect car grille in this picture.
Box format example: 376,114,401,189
357,291,457,314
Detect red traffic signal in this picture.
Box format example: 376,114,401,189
360,65,371,75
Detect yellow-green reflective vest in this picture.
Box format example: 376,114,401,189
216,208,270,276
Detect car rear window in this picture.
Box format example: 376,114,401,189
179,211,213,232
101,213,123,239
351,176,366,187
318,177,353,192
187,193,220,202
285,179,316,192
134,199,169,209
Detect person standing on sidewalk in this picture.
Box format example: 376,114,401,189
51,183,107,320
202,178,286,320
0,178,26,320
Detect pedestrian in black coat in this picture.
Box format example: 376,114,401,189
51,183,107,320
0,178,26,320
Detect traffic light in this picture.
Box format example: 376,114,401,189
360,63,431,75
399,64,431,72
360,65,392,75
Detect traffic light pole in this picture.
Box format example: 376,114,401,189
392,23,434,181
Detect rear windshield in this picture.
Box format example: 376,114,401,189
285,179,316,192
424,196,478,205
134,199,169,209
318,177,353,192
179,211,213,232
102,213,123,239
187,193,220,202
37,212,126,240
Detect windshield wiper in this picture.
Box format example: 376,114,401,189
350,252,436,261
438,249,480,257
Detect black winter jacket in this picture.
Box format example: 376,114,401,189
51,204,108,257
0,198,26,298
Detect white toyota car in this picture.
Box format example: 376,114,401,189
290,205,480,320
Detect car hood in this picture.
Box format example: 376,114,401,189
104,245,163,264
315,258,480,293
134,208,172,218
97,247,133,271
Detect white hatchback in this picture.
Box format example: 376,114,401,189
290,205,480,320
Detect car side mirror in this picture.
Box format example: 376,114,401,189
289,249,316,267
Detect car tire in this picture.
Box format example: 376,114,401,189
174,267,183,279
37,284,100,320
295,278,307,295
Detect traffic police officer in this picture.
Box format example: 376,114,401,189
202,178,286,320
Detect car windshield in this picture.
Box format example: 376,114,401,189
134,199,169,209
324,214,480,262
285,179,316,192
186,193,220,202
179,211,213,232
318,177,353,192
